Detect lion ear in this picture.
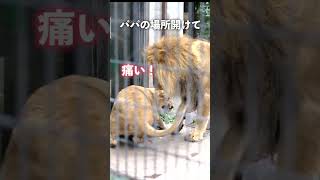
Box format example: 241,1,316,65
157,49,166,64
157,90,165,98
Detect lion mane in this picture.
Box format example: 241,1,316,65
145,35,210,142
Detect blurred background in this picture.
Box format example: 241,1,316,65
0,0,109,167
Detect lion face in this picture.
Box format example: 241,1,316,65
155,90,174,114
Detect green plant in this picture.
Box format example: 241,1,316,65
194,2,210,40
159,113,176,124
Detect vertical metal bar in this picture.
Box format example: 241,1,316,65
173,34,181,170
142,3,149,173
0,131,2,167
131,2,143,179
243,1,262,180
187,2,194,37
161,2,166,37
196,2,204,168
143,77,148,179
105,2,111,179
133,93,138,179
15,4,29,179
199,2,205,38
211,0,231,177
143,2,150,88
74,44,90,180
277,0,298,177
43,49,57,180
123,2,129,177
112,2,121,174
132,2,139,87
0,57,4,113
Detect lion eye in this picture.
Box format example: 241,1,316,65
161,105,165,109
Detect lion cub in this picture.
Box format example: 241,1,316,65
110,85,175,147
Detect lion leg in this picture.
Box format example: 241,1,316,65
132,135,144,144
156,116,166,130
185,94,210,142
171,120,184,135
110,135,117,148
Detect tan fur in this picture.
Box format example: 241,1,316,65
145,36,210,142
110,85,176,147
0,75,108,180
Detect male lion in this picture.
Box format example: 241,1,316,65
213,0,320,179
145,36,210,142
110,85,177,147
0,75,108,180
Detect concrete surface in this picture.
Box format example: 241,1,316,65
110,121,210,180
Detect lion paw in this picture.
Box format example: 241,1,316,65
184,131,204,142
110,139,117,148
132,137,144,144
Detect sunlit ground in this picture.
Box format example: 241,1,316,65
110,121,210,180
